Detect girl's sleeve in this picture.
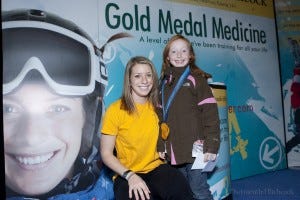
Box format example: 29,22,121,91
197,76,221,154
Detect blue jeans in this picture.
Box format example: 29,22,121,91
176,163,213,200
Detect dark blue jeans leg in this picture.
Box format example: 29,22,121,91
177,163,213,200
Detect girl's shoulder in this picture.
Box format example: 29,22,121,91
189,71,208,85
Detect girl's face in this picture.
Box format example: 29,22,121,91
167,39,191,68
3,83,85,195
130,63,153,103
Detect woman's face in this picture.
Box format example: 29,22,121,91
130,63,153,103
3,83,85,195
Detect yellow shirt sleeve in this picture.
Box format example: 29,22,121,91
101,100,121,136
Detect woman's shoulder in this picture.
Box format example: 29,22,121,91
110,99,122,106
105,99,122,112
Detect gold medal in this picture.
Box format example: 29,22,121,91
161,122,170,140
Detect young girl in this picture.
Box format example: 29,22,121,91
100,56,193,200
158,35,220,200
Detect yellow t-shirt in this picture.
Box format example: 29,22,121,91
101,99,163,173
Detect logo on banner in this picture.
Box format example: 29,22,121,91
102,43,117,64
259,136,282,170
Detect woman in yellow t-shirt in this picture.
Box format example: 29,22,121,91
100,56,193,200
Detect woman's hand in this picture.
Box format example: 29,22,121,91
204,153,217,162
128,173,151,200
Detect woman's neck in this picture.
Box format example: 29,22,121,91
133,97,148,104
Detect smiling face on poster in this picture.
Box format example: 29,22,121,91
4,83,85,195
2,9,114,199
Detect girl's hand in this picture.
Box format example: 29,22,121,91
204,153,217,162
158,152,166,159
128,173,151,200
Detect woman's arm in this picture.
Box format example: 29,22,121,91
100,134,151,200
100,134,128,176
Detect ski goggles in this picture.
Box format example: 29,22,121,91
3,20,104,96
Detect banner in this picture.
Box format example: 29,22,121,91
275,0,300,167
2,0,114,199
209,83,231,199
2,0,286,199
98,0,286,180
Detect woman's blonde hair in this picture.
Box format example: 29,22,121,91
121,56,159,114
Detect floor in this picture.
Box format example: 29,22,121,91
230,167,300,200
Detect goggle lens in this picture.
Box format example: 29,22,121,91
3,26,94,95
